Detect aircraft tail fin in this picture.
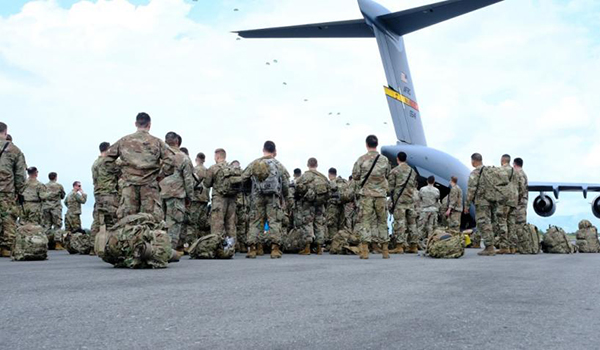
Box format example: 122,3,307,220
235,19,374,38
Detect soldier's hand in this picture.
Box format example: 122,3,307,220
463,208,468,214
445,209,451,217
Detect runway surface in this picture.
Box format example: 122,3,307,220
1,249,599,350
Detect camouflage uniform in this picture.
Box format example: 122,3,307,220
242,155,290,247
187,164,210,241
42,180,65,232
388,163,418,246
204,161,237,241
352,151,391,244
325,176,347,243
22,178,47,225
91,156,120,242
418,185,440,241
442,184,463,230
0,139,26,253
235,192,250,251
466,165,494,248
64,190,87,232
159,147,195,249
107,130,173,220
515,169,528,246
295,169,329,246
494,164,519,251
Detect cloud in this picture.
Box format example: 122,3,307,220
1,0,599,231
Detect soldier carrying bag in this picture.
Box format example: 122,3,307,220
390,168,413,214
360,155,380,188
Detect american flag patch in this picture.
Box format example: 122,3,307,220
400,72,408,83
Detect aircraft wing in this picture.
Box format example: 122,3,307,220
235,19,374,38
528,181,600,199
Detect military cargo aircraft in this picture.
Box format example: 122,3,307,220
236,0,600,226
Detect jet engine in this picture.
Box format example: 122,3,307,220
592,196,600,219
533,194,556,217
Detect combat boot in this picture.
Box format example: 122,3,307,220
256,244,265,256
406,243,419,254
510,247,517,254
168,250,183,263
298,243,311,255
0,248,10,258
382,243,390,259
371,242,382,254
55,242,65,251
389,243,404,254
471,242,481,249
477,245,496,256
359,242,369,259
316,245,323,255
358,243,365,259
495,248,510,255
246,245,257,259
238,245,248,254
270,244,282,259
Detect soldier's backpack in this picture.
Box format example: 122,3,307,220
65,229,93,255
282,228,305,253
12,224,48,261
518,224,542,254
541,226,576,254
217,165,243,197
189,234,235,259
252,158,282,195
102,214,174,269
484,166,510,203
340,181,357,205
425,228,464,259
329,229,360,255
575,220,600,253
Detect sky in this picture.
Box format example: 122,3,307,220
1,0,600,232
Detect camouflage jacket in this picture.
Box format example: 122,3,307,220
466,165,493,206
22,178,47,203
242,155,290,198
388,162,417,205
42,181,65,209
159,148,195,200
443,184,463,212
352,151,390,198
419,185,440,212
107,130,173,186
0,139,26,194
64,190,87,215
516,169,528,206
92,156,120,196
204,161,230,197
191,164,209,203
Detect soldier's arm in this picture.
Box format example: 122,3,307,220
60,186,66,199
182,159,195,199
13,151,27,195
78,193,88,204
280,164,290,198
204,165,215,189
387,170,396,197
466,172,477,206
351,160,361,184
241,160,254,181
106,139,120,160
39,183,49,201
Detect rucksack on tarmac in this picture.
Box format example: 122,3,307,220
218,165,243,197
65,229,93,255
541,226,576,254
282,228,305,253
102,214,174,269
252,158,282,195
12,224,48,261
329,229,360,255
425,227,464,259
189,234,235,259
575,220,600,253
518,224,542,254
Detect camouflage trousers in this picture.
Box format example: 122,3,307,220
22,201,43,226
447,211,461,231
297,201,327,245
210,195,237,241
235,205,249,250
118,183,163,221
514,203,527,246
418,210,438,241
392,204,417,245
164,198,186,249
65,213,82,232
325,202,344,242
475,204,494,247
187,201,210,245
42,205,63,231
344,202,357,231
494,204,516,250
90,194,118,243
247,194,285,246
0,193,17,250
357,196,389,244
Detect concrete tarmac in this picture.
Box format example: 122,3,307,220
1,249,600,350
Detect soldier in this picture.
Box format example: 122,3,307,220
443,176,463,231
107,112,173,220
387,152,418,254
287,168,302,231
232,160,249,253
295,158,329,255
188,152,210,242
21,167,47,225
159,132,195,250
64,181,87,232
418,176,440,243
342,175,357,231
0,122,26,257
242,140,290,259
352,135,391,259
204,148,238,244
43,172,66,249
90,142,120,248
325,167,347,250
465,153,496,256
513,157,528,254
495,154,519,255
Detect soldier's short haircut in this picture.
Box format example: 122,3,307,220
99,142,110,153
307,157,318,168
366,135,378,148
263,140,276,153
329,167,337,175
6,134,12,141
136,112,151,127
514,158,524,167
27,167,37,175
176,134,182,147
165,131,179,146
180,147,189,156
0,122,7,134
196,152,205,161
471,153,483,162
48,172,57,181
231,160,240,166
215,148,226,158
502,154,511,163
349,175,353,181
451,176,458,184
294,168,302,176
427,175,435,184
397,152,407,162
73,181,81,188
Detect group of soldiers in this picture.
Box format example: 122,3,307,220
0,115,529,260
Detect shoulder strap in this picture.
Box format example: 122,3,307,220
360,154,381,189
391,168,413,213
473,166,485,200
509,168,514,182
0,142,9,159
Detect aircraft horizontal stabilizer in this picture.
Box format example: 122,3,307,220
379,0,504,37
235,19,374,38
